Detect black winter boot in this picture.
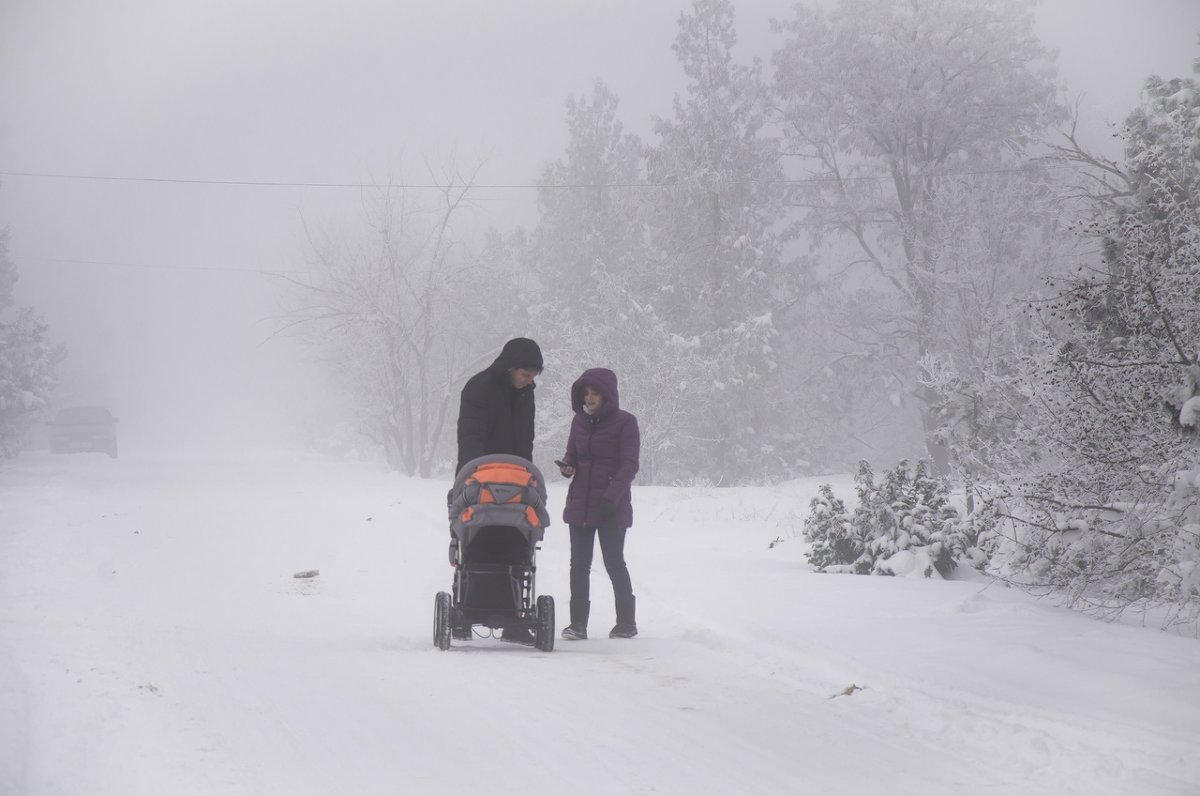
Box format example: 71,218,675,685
610,594,637,638
562,599,590,640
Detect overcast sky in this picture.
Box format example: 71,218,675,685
1,0,1197,449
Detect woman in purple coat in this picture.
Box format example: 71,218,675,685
556,367,640,640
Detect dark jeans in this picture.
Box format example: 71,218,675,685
569,524,633,603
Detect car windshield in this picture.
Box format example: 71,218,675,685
54,407,113,424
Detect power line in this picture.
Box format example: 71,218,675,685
33,256,286,276
0,163,1074,191
1,170,467,190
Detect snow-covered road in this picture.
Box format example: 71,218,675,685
2,450,1197,795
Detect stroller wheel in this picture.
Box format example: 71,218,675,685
434,592,452,650
535,595,555,652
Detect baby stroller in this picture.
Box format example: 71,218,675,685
434,454,555,651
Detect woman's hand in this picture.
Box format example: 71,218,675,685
555,459,575,478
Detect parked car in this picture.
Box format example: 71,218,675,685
48,406,119,458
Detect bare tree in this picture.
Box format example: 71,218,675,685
282,164,525,476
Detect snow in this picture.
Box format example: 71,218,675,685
1179,395,1200,427
2,449,1199,796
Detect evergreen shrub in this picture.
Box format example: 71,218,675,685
802,459,995,577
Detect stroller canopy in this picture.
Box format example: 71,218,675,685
448,454,551,549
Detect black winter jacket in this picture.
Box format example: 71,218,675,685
455,338,541,474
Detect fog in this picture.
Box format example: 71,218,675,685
1,0,1197,453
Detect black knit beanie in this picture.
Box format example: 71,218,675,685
497,337,543,371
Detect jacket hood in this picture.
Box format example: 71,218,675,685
571,367,620,414
490,338,543,373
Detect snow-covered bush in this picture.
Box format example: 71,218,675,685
802,459,985,578
988,463,1200,628
1156,466,1200,606
801,483,863,572
946,490,1003,572
1165,364,1200,436
0,229,61,458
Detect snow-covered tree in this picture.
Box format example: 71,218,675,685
989,66,1200,626
521,82,704,482
522,83,664,477
528,1,800,484
285,167,527,476
528,82,646,303
771,0,1066,472
0,227,61,458
642,0,795,479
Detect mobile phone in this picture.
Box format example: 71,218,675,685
554,459,569,468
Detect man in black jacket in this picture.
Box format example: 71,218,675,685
455,337,543,475
454,337,544,644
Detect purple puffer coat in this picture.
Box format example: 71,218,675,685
561,368,641,528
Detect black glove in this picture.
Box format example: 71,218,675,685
599,498,618,524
